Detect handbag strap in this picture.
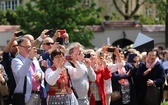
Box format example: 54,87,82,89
16,57,27,94
23,76,27,94
69,61,75,68
65,67,73,88
65,67,78,98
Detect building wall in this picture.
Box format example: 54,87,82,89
93,0,157,20
91,28,165,48
92,28,140,48
142,31,165,47
0,32,14,49
0,25,165,49
21,0,30,5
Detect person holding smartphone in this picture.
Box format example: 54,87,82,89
11,37,44,105
110,49,138,105
64,42,96,105
52,29,69,46
2,31,19,104
45,49,86,105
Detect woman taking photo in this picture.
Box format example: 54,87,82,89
110,50,137,105
87,46,125,105
45,49,85,105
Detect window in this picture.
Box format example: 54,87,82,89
146,7,153,17
81,0,90,7
0,0,20,11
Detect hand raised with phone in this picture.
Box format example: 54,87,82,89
15,30,24,37
53,29,66,39
84,58,91,68
28,47,37,59
40,29,50,39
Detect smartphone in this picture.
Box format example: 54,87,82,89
37,49,44,55
57,29,66,37
15,31,23,37
84,53,91,58
45,29,54,35
65,56,72,60
107,48,115,52
56,37,64,45
128,54,137,63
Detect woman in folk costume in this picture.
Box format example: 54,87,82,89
110,50,137,105
45,49,85,105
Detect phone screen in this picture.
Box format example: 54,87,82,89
37,49,44,55
128,54,137,63
56,37,64,45
15,31,23,37
107,48,114,52
45,29,54,35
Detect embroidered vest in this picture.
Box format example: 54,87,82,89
48,66,72,95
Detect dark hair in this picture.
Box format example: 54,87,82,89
158,46,164,50
51,49,64,61
147,49,159,57
123,50,131,59
69,48,74,55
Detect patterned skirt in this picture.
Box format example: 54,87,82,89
47,93,78,105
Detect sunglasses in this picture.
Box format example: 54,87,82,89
44,42,54,46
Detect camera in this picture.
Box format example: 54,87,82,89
84,53,91,58
107,48,115,52
15,31,23,37
37,49,44,55
65,56,72,60
57,29,66,37
45,29,54,35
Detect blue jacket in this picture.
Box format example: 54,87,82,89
11,53,44,103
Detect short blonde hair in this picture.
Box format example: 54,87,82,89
66,42,84,55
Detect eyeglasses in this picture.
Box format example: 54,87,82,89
43,42,54,46
78,52,84,55
19,45,32,49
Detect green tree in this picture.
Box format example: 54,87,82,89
113,0,146,20
5,9,17,25
0,9,17,25
0,10,9,25
16,0,102,47
147,0,166,23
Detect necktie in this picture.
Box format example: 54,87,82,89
30,62,40,91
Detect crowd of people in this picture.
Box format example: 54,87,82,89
0,29,167,105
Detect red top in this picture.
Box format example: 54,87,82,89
48,66,72,95
90,66,112,105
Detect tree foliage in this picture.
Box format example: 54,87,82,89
147,0,166,23
16,0,102,47
0,9,17,25
0,10,8,25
